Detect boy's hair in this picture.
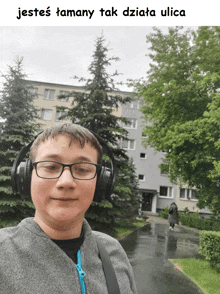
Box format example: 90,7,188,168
29,123,103,164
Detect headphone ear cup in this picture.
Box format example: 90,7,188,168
94,167,113,202
24,159,32,199
16,159,32,199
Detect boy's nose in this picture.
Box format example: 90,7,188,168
56,167,76,189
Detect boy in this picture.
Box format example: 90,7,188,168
0,124,137,294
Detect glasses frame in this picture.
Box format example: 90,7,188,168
32,160,101,180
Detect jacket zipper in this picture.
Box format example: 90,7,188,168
75,250,86,294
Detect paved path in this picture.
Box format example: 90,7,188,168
120,216,204,294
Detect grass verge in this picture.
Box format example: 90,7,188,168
172,259,220,294
90,218,146,239
114,219,146,240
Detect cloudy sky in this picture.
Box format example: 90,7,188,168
0,26,198,92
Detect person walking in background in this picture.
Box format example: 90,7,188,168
168,202,179,231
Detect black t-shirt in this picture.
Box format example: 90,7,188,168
51,232,84,264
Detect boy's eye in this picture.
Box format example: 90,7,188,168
38,162,61,172
46,164,59,170
73,165,90,173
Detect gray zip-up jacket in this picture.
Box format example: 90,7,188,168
0,218,137,294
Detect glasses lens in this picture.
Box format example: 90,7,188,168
71,163,97,180
36,161,62,179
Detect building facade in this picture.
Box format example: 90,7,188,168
121,99,178,213
28,80,122,129
28,80,209,215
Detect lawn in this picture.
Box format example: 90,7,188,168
172,259,220,294
114,219,146,239
89,218,146,239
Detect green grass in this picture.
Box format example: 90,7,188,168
91,218,146,239
172,259,220,294
114,219,146,239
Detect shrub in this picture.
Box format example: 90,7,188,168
199,231,220,272
179,212,220,231
159,206,169,219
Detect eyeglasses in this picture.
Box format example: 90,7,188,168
32,161,101,180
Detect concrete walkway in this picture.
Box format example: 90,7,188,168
120,214,204,294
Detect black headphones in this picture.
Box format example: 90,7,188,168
11,131,116,203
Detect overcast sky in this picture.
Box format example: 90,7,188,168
0,26,197,92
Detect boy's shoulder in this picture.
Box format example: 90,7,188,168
92,230,125,254
92,230,118,243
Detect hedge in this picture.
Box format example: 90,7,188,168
180,213,220,232
199,230,220,272
159,208,220,231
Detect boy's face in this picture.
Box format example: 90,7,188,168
31,134,98,231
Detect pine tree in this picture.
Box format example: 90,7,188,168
0,57,41,227
57,35,139,229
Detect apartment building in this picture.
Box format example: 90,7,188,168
121,99,211,216
28,80,122,128
28,80,208,214
121,99,178,213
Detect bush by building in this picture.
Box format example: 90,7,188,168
159,206,169,219
199,230,220,272
180,212,220,232
159,207,220,232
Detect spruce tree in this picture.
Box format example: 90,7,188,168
57,35,139,229
0,57,41,227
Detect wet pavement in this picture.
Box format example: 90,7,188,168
120,217,204,294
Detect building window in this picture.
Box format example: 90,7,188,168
159,186,173,198
140,153,147,159
44,89,55,100
129,100,139,109
59,90,70,102
191,190,197,200
139,174,145,181
180,188,197,200
160,163,169,175
41,109,52,121
55,111,67,122
122,139,135,150
123,118,137,129
141,131,148,138
180,189,186,199
28,87,38,98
